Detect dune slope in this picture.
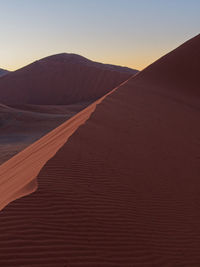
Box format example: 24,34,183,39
0,54,136,164
0,34,200,266
0,86,116,212
0,54,137,105
0,103,90,165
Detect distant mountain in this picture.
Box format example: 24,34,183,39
0,68,9,77
0,54,138,105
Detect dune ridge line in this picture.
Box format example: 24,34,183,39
0,79,130,212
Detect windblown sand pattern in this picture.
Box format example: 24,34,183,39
0,34,200,266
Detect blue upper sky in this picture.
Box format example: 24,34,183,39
0,0,199,70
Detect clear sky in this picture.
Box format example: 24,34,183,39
0,0,199,71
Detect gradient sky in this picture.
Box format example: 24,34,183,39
0,0,199,71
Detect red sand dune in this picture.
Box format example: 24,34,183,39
0,34,200,266
8,102,91,114
0,55,136,165
0,90,113,211
0,54,137,105
0,103,89,165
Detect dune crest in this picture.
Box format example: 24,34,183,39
0,102,90,165
0,83,122,211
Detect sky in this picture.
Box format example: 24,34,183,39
0,0,199,71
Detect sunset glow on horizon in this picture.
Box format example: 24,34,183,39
0,0,199,71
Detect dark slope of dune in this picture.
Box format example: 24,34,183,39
0,54,135,165
0,34,200,266
134,34,200,101
0,68,9,77
0,102,89,165
8,102,90,114
0,54,137,105
42,53,136,74
0,93,109,212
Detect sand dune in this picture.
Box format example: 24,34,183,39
0,34,200,266
0,54,135,164
0,103,90,165
8,102,91,114
0,87,114,212
0,54,137,105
